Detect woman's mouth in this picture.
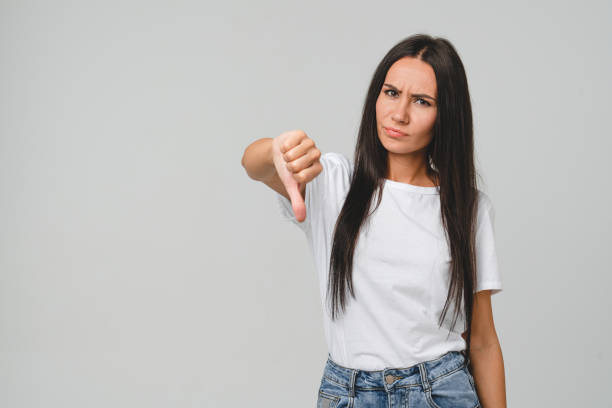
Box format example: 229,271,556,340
384,127,408,138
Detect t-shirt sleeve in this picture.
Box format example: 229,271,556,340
474,192,503,295
274,152,350,233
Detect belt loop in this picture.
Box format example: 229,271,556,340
418,363,430,392
349,369,357,398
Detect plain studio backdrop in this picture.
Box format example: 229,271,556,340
1,0,610,407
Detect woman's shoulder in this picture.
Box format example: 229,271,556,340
475,189,496,230
312,152,353,199
476,189,494,211
320,152,353,176
321,151,351,165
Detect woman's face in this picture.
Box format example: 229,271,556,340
375,56,438,156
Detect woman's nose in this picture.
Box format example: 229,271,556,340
391,100,410,124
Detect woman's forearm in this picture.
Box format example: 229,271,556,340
469,341,507,408
241,137,276,181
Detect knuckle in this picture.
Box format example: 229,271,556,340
291,129,306,140
294,172,305,183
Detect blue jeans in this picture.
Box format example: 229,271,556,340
317,350,480,408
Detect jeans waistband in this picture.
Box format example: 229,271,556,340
323,350,468,393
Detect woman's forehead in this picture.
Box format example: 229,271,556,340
385,57,437,95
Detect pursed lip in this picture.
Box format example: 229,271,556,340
384,126,408,136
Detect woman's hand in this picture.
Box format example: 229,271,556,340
271,130,322,222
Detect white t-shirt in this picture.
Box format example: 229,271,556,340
275,152,503,370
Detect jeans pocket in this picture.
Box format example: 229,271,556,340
317,390,340,408
426,367,480,408
317,374,347,408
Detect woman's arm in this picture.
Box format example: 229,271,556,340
242,137,298,201
242,138,276,182
468,290,507,408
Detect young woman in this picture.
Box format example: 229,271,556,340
242,34,506,408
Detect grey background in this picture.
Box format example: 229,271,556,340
1,0,610,407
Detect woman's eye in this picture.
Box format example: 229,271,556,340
384,90,431,106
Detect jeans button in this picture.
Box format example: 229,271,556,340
385,374,395,384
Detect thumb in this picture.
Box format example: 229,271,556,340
272,152,307,222
284,177,306,223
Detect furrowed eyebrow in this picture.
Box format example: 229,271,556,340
382,83,437,102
